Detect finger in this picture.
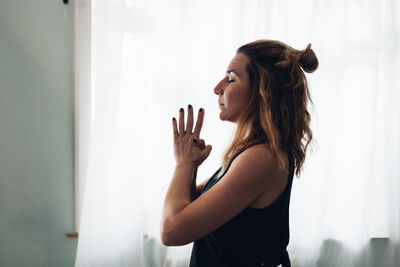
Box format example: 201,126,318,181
186,104,194,135
192,138,204,150
192,138,202,150
193,108,204,138
197,139,206,150
179,108,185,136
203,144,212,157
172,117,178,139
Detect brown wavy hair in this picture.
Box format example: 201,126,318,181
220,39,318,178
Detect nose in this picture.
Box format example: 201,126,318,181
213,78,225,95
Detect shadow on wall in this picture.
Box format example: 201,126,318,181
316,238,398,267
143,235,167,267
143,235,191,267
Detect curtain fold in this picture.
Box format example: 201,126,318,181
75,0,400,266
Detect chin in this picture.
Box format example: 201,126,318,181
219,115,234,123
219,111,226,121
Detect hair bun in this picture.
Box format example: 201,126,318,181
298,43,318,73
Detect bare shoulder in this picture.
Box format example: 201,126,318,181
239,143,289,209
226,143,278,187
236,143,278,171
243,143,288,165
243,143,275,158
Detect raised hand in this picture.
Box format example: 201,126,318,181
172,105,212,167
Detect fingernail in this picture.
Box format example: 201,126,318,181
193,139,197,143
188,104,192,109
180,108,183,112
199,108,203,112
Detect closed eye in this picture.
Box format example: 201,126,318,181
228,80,235,83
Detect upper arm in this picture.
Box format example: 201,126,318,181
163,145,276,246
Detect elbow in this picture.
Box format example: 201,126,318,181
161,231,174,246
161,229,178,246
161,218,191,246
160,218,175,246
161,233,191,246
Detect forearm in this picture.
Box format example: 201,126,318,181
190,166,199,202
162,162,197,225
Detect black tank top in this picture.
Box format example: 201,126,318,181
189,147,294,267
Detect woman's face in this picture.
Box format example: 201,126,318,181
213,52,251,123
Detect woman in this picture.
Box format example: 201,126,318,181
161,39,318,267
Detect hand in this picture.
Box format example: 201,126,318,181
172,105,212,167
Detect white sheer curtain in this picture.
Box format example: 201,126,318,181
75,0,400,266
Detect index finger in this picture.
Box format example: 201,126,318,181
193,108,204,138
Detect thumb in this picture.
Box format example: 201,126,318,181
203,144,212,157
196,144,212,167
